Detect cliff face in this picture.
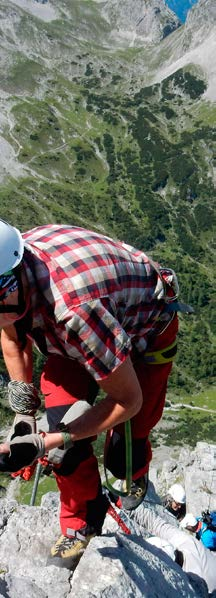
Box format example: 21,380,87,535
182,0,216,49
100,0,181,46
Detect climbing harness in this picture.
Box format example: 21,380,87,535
143,339,177,364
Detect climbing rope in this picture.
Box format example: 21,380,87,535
7,381,41,414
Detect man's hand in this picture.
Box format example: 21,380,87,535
0,434,45,473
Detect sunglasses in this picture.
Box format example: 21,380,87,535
0,269,14,284
0,271,18,301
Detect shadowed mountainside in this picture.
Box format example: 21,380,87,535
0,0,215,396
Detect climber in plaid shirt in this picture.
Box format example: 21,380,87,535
0,220,179,569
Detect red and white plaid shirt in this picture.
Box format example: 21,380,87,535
22,225,173,381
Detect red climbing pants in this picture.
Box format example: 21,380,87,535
40,315,178,536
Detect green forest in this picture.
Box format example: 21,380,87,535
0,65,215,399
0,3,215,507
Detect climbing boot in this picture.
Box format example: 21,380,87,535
120,473,148,510
47,525,98,570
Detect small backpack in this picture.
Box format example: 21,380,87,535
197,510,216,550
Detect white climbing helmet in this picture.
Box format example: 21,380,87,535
168,483,186,504
0,219,24,275
180,514,197,529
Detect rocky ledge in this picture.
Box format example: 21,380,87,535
0,442,215,597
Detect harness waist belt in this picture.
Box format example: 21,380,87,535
144,339,177,364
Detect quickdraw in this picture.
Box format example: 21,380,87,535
11,462,37,481
10,456,49,483
107,504,131,535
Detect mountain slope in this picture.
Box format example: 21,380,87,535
0,0,215,394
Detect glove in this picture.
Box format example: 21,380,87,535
57,400,92,429
0,433,45,473
47,401,91,465
7,413,37,442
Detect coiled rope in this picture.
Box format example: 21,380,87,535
7,381,41,414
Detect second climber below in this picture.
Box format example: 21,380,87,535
163,483,186,521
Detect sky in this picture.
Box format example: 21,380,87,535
165,0,198,22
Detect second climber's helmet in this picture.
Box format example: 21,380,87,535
168,483,186,504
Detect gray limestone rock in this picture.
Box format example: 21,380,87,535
70,533,197,598
0,442,215,597
150,442,216,516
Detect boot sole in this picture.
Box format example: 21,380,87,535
46,553,82,570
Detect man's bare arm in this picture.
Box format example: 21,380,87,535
41,355,143,451
1,326,33,382
0,355,143,454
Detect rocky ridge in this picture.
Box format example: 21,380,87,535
6,0,181,49
100,0,181,47
0,442,215,597
184,0,216,46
